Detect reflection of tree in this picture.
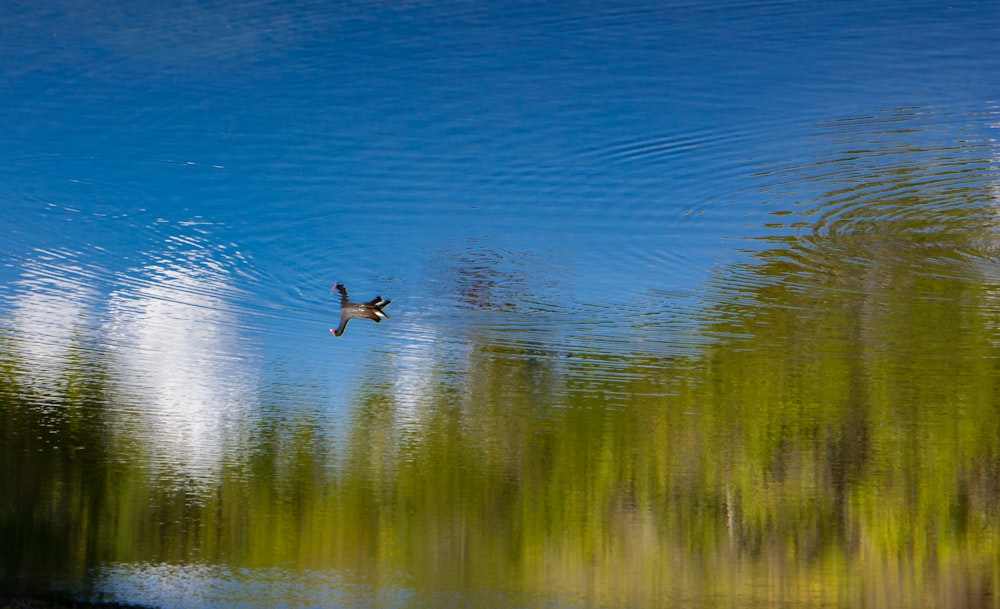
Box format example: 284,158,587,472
431,246,555,313
692,118,1000,588
0,357,115,594
446,249,506,311
2,134,1000,606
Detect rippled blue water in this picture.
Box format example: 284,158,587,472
2,0,999,606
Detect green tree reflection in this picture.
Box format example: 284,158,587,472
2,123,999,607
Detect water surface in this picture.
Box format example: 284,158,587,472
2,1,999,607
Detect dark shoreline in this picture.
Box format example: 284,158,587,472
0,597,154,609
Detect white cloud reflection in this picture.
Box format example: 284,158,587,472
105,242,259,486
388,322,441,432
6,250,101,397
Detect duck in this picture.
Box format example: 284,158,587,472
331,282,391,336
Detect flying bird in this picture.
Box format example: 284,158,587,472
330,282,391,336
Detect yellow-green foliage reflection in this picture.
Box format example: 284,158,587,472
3,145,1000,607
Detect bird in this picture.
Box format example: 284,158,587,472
330,282,391,336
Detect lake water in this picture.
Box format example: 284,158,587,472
2,1,999,607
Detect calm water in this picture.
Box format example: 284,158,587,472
2,1,999,607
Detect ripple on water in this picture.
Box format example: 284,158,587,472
748,107,1000,281
93,561,555,609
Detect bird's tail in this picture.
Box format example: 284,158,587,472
373,298,390,320
365,296,392,321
